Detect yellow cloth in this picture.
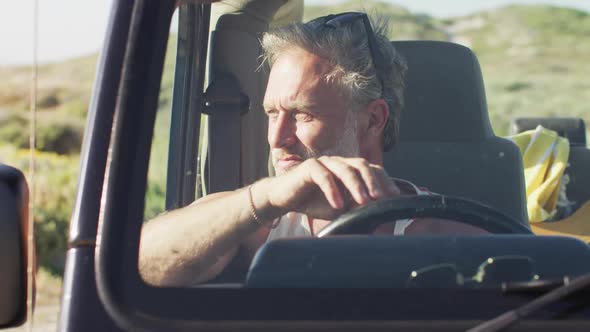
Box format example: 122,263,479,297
508,126,570,222
530,201,590,243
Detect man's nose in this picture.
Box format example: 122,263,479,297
268,112,296,148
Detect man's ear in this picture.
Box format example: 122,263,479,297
366,99,389,140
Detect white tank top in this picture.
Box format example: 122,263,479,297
266,178,432,242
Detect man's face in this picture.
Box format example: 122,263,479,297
263,47,363,175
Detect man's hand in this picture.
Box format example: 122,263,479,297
264,156,400,220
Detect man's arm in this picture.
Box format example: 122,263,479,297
139,181,281,286
139,157,399,286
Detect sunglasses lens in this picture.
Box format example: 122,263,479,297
305,12,384,97
324,13,364,28
306,16,326,29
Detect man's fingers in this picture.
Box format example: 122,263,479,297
308,161,344,210
350,159,387,200
299,157,399,216
319,157,371,205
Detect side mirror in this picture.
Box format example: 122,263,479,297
0,164,31,328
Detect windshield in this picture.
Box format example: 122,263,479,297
135,0,590,292
2,0,590,330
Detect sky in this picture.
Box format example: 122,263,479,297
1,0,589,66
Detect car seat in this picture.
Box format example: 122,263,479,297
384,41,529,227
200,0,303,195
510,117,590,213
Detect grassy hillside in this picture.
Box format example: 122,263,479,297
442,4,590,133
0,1,589,275
0,54,97,114
445,5,590,59
0,35,178,274
304,1,590,135
2,2,588,146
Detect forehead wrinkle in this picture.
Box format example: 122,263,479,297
265,47,334,112
277,74,321,112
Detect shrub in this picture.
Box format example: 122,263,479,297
38,92,60,109
61,99,89,118
505,81,532,92
0,113,84,154
35,118,84,155
0,113,29,148
144,181,166,221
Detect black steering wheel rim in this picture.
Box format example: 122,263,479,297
317,195,533,237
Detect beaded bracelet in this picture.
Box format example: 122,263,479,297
247,184,262,225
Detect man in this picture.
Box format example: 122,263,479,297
139,13,486,287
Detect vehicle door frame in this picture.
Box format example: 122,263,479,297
62,0,590,331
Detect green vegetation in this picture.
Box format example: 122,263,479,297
305,1,590,135
0,35,177,275
438,4,590,134
0,112,84,154
0,145,79,274
144,35,177,221
0,1,589,275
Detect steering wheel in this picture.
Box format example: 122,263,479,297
317,195,533,237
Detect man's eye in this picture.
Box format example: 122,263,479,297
266,110,278,119
293,112,313,122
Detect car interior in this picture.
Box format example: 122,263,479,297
200,6,531,225
185,1,590,291
384,40,529,225
207,37,590,288
1,1,588,331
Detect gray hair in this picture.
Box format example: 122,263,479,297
260,14,407,151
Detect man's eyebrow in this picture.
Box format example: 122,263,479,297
264,100,318,112
295,102,317,111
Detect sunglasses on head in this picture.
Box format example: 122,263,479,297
306,12,385,97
